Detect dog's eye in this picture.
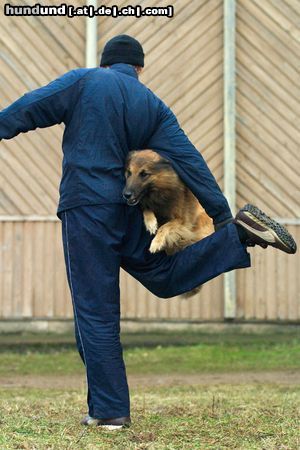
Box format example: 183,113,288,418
139,170,150,179
126,170,132,178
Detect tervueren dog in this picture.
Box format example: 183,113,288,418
123,150,214,296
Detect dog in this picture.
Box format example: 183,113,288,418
123,150,214,296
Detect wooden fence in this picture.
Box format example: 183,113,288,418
0,0,299,322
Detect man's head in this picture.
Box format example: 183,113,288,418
100,35,144,73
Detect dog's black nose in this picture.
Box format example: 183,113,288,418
123,191,132,200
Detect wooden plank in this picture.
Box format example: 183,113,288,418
284,0,300,15
174,66,223,119
0,172,19,215
122,271,138,319
146,286,159,319
178,90,222,136
245,249,257,320
264,0,300,37
136,279,148,319
157,295,170,320
183,108,223,151
2,140,59,203
2,222,13,318
44,222,55,318
7,15,62,81
276,248,287,320
190,285,201,320
145,5,222,86
237,49,300,133
162,46,223,109
255,250,266,320
265,247,277,320
212,278,224,320
237,167,278,219
201,285,212,320
237,21,299,91
240,122,299,217
120,270,128,319
53,222,68,318
18,0,84,67
152,32,222,101
237,71,300,166
0,223,3,316
165,293,176,320
237,122,299,212
239,1,300,61
32,16,84,68
237,46,300,117
0,161,38,214
32,222,45,317
1,147,56,213
12,222,23,317
286,237,298,320
1,21,50,87
236,268,244,319
237,145,293,218
23,221,33,318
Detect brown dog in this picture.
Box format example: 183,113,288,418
123,150,214,260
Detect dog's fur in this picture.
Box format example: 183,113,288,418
124,150,214,296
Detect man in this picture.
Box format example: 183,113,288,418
0,35,296,430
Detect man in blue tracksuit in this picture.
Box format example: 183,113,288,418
0,35,296,429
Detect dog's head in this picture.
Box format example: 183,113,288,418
123,150,173,206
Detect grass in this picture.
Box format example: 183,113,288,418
0,330,299,449
0,385,299,449
0,331,299,376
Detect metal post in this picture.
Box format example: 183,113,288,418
86,0,98,68
223,0,236,319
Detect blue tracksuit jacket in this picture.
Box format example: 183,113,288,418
0,63,232,224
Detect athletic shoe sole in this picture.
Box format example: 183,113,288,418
81,414,131,430
235,204,297,254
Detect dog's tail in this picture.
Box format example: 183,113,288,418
180,285,202,299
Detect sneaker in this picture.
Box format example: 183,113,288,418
81,414,131,430
234,204,297,254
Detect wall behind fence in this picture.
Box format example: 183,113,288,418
0,0,299,322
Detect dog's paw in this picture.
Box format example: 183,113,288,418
146,219,158,235
149,235,165,253
143,211,158,235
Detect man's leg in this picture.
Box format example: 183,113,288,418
121,206,251,298
60,205,130,420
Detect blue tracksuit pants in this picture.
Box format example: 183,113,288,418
59,204,251,419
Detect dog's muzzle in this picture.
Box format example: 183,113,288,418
122,190,140,206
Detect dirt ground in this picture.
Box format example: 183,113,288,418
0,371,299,390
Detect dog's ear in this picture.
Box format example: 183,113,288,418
153,159,172,172
125,151,136,167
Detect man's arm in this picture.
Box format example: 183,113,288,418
145,100,233,226
0,69,87,140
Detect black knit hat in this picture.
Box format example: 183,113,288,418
100,35,144,67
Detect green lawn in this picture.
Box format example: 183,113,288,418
0,385,299,449
0,330,299,449
0,330,299,376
